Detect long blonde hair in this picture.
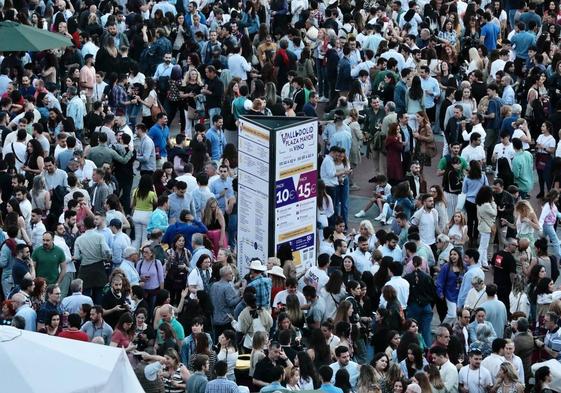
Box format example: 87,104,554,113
202,197,220,226
515,200,536,219
286,294,303,326
468,47,483,70
499,362,520,383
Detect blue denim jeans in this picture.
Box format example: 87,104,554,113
508,9,517,30
543,223,561,259
227,213,237,249
335,177,349,226
208,107,222,125
127,103,141,127
406,302,433,348
1,271,13,299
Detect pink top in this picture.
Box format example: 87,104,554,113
111,329,131,348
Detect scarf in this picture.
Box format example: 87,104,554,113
5,238,16,256
277,48,289,66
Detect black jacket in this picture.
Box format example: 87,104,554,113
404,269,437,307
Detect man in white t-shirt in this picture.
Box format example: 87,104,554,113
480,338,506,384
490,49,509,79
273,278,307,311
432,346,459,393
459,349,493,393
461,132,486,165
301,253,330,290
410,194,440,251
462,113,486,147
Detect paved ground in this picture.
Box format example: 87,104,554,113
346,134,448,230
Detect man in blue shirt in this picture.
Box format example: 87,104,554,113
483,84,503,167
153,53,173,81
419,65,441,123
480,13,500,52
205,361,238,393
162,209,208,250
330,346,360,389
168,181,197,224
209,165,234,214
328,110,352,159
148,113,170,162
457,249,485,308
519,3,541,31
319,365,343,393
511,22,536,75
205,115,226,162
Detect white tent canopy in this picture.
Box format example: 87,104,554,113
0,326,144,393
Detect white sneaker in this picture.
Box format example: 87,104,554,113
386,217,394,225
354,210,366,218
380,217,387,225
375,213,385,221
319,96,329,103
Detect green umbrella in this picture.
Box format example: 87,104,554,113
0,20,73,52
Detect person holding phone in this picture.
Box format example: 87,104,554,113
101,273,130,328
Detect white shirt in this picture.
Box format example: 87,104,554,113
440,360,459,393
3,130,32,149
175,174,198,193
411,208,438,246
272,290,307,309
461,144,486,164
2,140,27,173
463,124,486,146
30,221,46,250
351,249,372,273
74,159,97,183
380,49,405,71
20,199,32,229
536,134,556,155
492,142,516,170
81,41,100,60
512,129,531,150
480,353,505,384
187,267,210,290
379,276,410,310
319,240,335,256
227,53,252,80
458,366,492,393
490,59,506,79
54,234,74,273
300,266,329,290
555,139,561,158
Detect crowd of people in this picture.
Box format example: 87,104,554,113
3,0,561,392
